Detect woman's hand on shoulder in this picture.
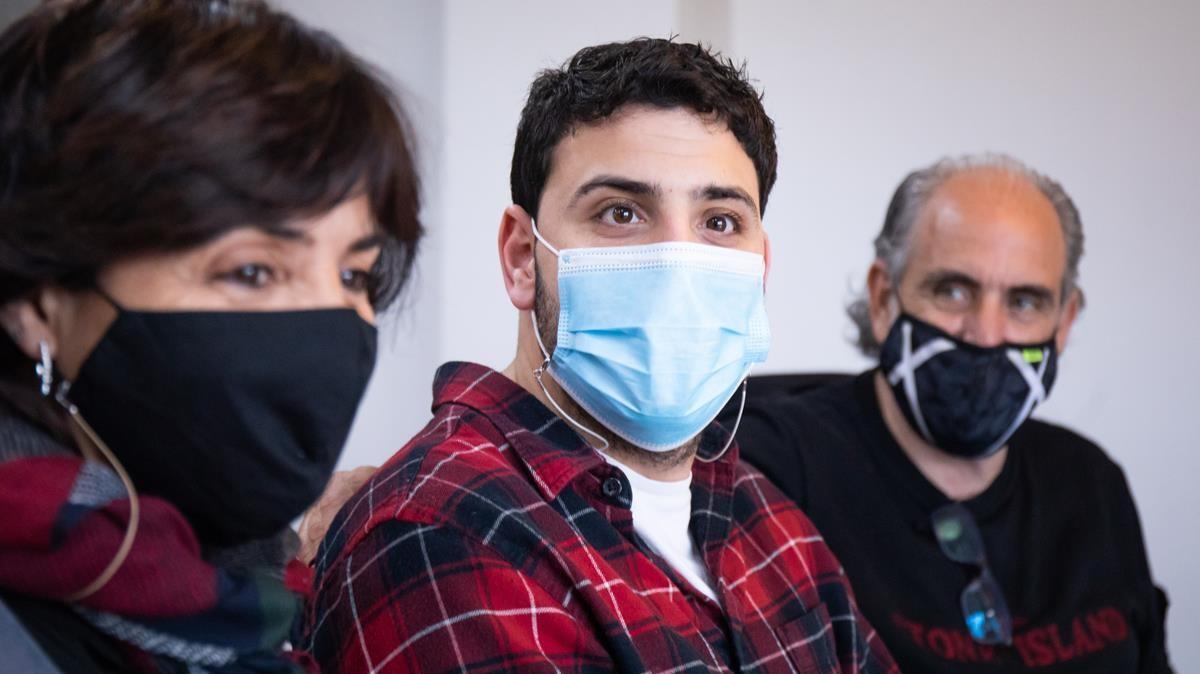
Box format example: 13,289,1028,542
296,465,378,565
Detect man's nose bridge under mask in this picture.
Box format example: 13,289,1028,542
960,296,1009,347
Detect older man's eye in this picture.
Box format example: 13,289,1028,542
1010,292,1049,315
220,263,275,288
933,282,972,308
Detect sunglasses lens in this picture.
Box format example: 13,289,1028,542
931,503,985,564
933,515,963,542
961,571,1012,645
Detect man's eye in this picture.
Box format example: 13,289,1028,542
705,215,736,233
1010,293,1046,314
934,283,971,305
341,269,372,293
221,263,275,288
599,204,641,226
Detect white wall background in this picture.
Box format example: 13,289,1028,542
283,1,1198,666
4,0,1192,667
0,1,27,26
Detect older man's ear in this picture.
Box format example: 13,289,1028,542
865,260,896,346
1054,288,1083,354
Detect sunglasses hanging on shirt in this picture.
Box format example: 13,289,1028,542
930,502,1013,645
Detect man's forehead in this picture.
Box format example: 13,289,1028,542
909,168,1067,286
571,103,729,134
545,105,758,201
932,168,1057,221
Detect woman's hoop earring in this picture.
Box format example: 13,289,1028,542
36,341,53,396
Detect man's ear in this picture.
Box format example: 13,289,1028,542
1,292,58,362
498,204,537,311
866,260,896,347
1055,287,1083,354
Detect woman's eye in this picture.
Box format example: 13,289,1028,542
341,268,373,293
221,263,275,288
599,204,641,226
705,215,736,233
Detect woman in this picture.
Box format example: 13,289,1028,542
0,1,421,671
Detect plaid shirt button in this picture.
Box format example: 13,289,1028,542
602,476,623,498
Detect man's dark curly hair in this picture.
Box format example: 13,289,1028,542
511,38,777,218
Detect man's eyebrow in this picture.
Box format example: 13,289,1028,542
1008,284,1057,302
695,184,758,212
568,175,661,209
919,269,982,290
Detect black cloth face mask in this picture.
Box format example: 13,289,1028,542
878,312,1057,459
62,302,377,547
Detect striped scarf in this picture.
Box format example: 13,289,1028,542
0,410,313,673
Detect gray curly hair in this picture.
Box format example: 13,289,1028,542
847,153,1085,356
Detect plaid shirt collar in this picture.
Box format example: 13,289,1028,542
430,361,740,503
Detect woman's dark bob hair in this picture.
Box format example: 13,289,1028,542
0,0,421,427
0,0,422,307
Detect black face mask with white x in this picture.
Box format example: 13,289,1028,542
878,313,1058,459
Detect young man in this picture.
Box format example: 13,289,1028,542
305,39,896,673
730,155,1172,672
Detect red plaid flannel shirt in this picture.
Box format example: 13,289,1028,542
304,362,897,673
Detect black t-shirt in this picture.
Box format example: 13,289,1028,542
727,370,1172,673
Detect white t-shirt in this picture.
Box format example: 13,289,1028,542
600,453,719,603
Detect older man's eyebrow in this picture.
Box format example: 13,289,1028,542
919,269,981,292
695,184,758,212
1008,284,1057,303
567,175,661,209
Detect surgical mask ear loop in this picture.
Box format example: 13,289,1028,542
529,217,560,257
49,377,141,603
528,217,609,451
695,379,747,464
530,308,610,452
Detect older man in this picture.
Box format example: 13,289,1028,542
303,39,896,673
730,155,1171,672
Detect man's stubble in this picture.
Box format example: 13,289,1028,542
532,258,701,471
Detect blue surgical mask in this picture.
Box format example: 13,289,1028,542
530,220,771,452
